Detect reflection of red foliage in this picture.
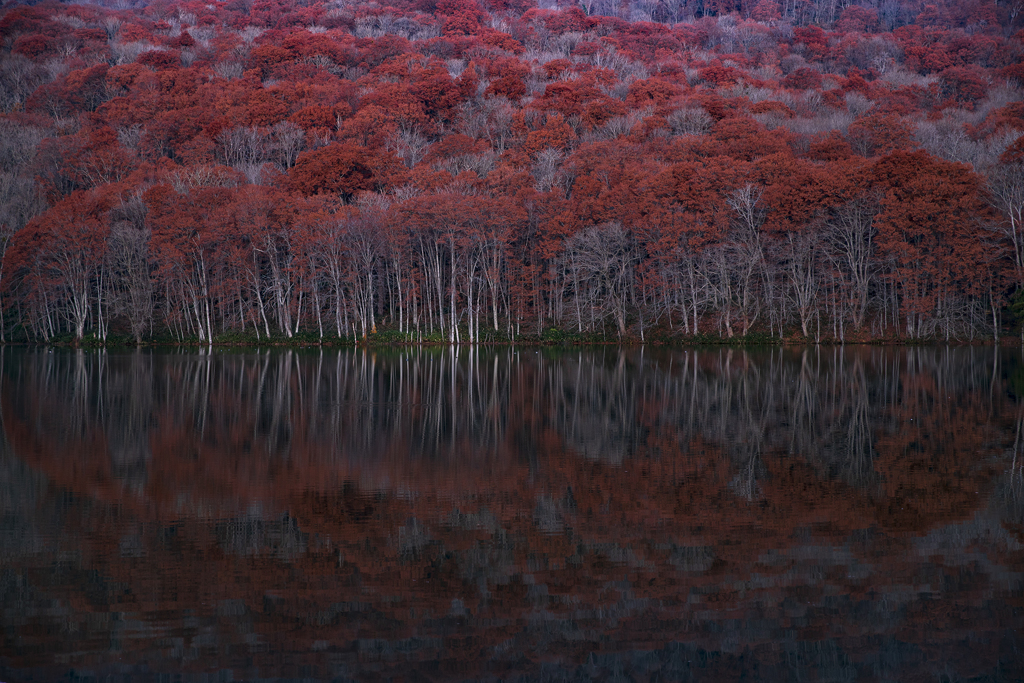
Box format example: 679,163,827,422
1,348,1021,680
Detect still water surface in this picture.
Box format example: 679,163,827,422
1,346,1022,682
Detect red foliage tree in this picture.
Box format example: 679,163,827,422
288,144,374,199
847,113,915,157
873,151,990,337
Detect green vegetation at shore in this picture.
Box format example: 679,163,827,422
17,324,1000,349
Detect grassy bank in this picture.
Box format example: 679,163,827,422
11,325,1006,349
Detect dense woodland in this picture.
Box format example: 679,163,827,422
1,0,1024,343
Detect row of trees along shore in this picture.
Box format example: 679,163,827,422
1,0,1024,344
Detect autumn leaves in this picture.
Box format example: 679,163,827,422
1,0,1022,342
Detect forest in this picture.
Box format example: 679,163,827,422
1,0,1023,344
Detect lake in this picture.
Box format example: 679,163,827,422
1,346,1022,682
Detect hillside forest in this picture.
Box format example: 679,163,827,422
1,0,1024,344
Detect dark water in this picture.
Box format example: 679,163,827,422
1,346,1022,683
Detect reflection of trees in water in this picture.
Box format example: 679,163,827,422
1,345,1016,498
997,409,1024,528
633,346,1004,496
2,348,154,495
216,512,307,559
2,346,1023,683
0,449,49,559
103,351,154,494
552,350,646,465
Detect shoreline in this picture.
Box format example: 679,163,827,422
6,333,1018,349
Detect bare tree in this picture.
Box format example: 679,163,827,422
49,235,95,341
214,60,245,80
458,97,516,153
102,16,123,40
0,120,46,171
270,121,305,169
563,222,639,338
108,221,153,344
661,243,709,335
827,194,879,329
532,148,562,192
0,55,47,113
782,228,824,337
718,184,768,336
218,126,268,181
392,124,431,169
985,162,1024,288
117,124,143,154
0,172,47,342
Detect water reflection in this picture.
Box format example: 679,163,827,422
1,346,1022,682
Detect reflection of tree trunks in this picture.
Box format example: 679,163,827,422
5,346,1017,517
1005,408,1024,527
